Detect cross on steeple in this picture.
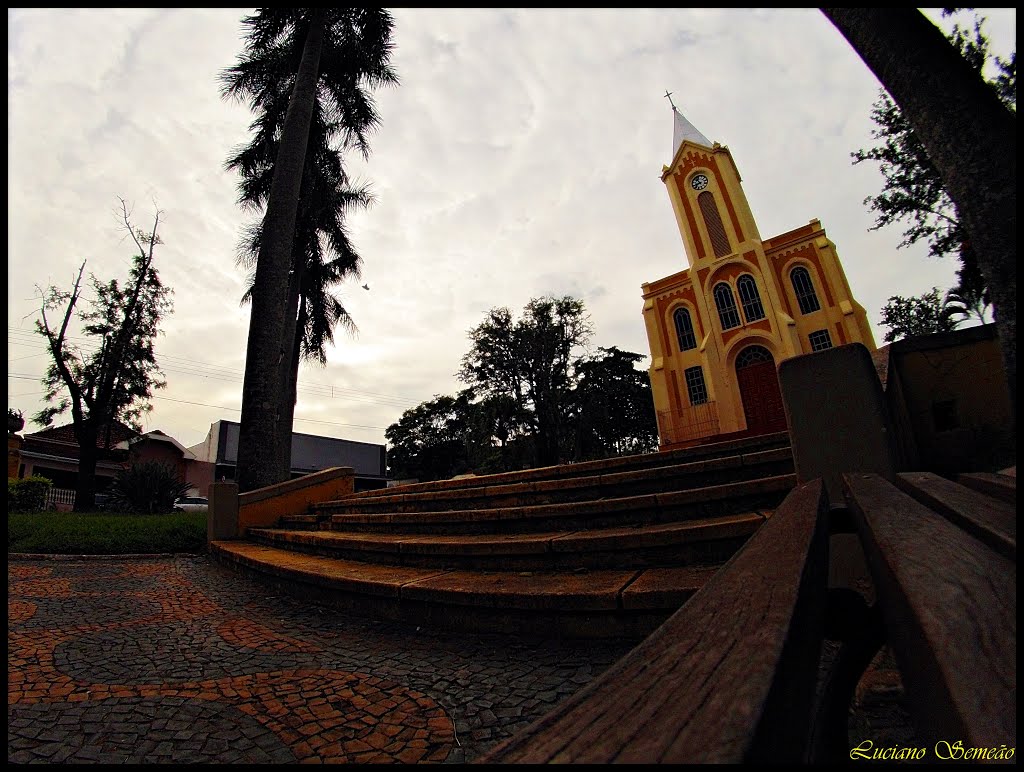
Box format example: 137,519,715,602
664,90,677,111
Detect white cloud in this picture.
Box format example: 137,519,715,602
8,7,1015,449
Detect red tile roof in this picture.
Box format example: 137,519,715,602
23,420,138,449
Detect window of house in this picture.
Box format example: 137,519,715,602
809,329,833,351
791,266,821,314
684,366,709,405
713,283,741,330
698,191,731,258
674,307,697,351
737,274,766,323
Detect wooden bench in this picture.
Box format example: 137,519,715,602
479,470,1016,764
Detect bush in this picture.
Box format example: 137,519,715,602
8,475,53,512
107,461,191,514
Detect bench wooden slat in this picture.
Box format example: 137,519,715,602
480,479,828,764
894,472,1016,560
956,471,1016,505
842,472,1016,749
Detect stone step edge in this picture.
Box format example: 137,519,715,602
319,475,796,525
345,432,791,499
210,540,719,613
253,511,768,557
321,447,793,510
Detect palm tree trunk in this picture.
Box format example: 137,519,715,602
821,7,1016,435
277,286,307,480
236,9,327,492
275,257,304,480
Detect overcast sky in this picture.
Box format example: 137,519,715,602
8,8,1016,450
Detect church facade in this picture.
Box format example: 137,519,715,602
642,108,876,449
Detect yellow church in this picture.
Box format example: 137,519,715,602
642,105,876,450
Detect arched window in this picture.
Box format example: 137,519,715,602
698,191,731,258
713,283,741,330
674,307,697,351
735,345,774,369
737,274,765,322
791,266,821,314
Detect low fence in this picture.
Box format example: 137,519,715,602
45,487,76,511
657,402,721,446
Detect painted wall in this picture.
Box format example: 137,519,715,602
885,325,1013,474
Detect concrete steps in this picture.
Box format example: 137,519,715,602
210,540,720,639
246,510,769,570
210,432,795,638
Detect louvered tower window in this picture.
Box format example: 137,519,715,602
697,191,731,258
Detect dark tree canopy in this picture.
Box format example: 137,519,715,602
33,199,173,511
459,296,593,467
388,297,658,481
850,10,1015,300
879,288,961,344
572,346,658,460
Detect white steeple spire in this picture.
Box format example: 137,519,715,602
665,91,712,156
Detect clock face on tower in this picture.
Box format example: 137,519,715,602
691,174,709,191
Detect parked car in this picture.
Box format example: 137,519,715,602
173,496,209,513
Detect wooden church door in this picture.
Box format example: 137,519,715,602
735,345,787,435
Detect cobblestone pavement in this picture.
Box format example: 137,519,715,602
8,555,635,764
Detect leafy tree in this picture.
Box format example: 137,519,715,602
385,394,473,482
850,10,1014,302
8,407,25,434
388,298,657,481
572,347,658,460
822,7,1016,431
107,461,191,515
459,296,593,467
464,392,535,473
223,8,398,491
32,200,172,511
943,283,990,326
879,288,961,343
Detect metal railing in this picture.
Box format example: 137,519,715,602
44,487,76,510
657,402,720,445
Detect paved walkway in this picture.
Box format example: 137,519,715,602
8,555,633,764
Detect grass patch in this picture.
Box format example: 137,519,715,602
8,510,206,555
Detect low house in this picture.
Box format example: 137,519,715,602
14,418,389,500
121,430,215,497
15,422,215,503
16,420,136,491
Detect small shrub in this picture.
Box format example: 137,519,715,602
8,475,53,512
107,461,191,514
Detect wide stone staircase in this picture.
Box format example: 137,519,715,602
211,431,796,638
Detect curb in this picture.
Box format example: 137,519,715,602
7,552,204,561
